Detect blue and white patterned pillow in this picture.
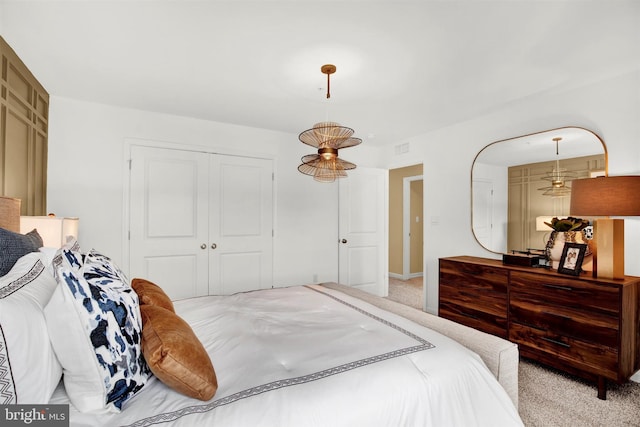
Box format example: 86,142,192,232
44,248,150,413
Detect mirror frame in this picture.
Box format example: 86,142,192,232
471,126,608,253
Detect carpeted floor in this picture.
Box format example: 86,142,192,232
387,276,423,310
386,277,640,426
519,359,640,426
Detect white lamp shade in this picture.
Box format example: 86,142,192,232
20,216,79,248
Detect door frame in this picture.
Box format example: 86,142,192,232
121,137,274,277
402,175,423,280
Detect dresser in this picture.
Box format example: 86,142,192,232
439,256,640,399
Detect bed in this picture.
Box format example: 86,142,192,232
0,229,523,426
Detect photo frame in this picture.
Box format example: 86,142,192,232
558,243,587,276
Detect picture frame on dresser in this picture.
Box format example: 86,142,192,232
558,243,587,276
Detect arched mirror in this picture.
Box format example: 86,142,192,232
471,127,607,253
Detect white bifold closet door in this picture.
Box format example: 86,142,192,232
129,145,273,300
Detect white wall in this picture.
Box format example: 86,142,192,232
382,70,640,314
45,71,640,314
47,97,383,287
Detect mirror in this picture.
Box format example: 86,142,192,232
472,127,607,253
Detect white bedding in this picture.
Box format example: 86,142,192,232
50,284,523,426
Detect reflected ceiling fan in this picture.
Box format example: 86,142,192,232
297,64,362,183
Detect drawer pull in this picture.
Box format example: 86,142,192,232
542,311,573,321
462,269,481,276
541,336,571,348
543,284,574,292
460,312,479,320
460,291,478,299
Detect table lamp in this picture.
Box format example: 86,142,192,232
20,215,79,248
570,176,640,279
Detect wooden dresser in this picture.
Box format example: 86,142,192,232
439,256,640,399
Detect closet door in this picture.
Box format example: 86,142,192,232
208,154,273,295
129,146,209,300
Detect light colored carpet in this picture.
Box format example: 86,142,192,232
387,276,423,310
385,277,640,426
519,360,640,426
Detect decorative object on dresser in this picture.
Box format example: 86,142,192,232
557,243,587,276
439,256,640,399
570,175,640,279
542,216,590,269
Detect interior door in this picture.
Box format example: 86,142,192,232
473,179,494,250
129,145,209,300
338,167,388,297
208,154,273,295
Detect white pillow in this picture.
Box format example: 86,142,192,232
45,248,150,413
0,252,63,404
39,246,59,267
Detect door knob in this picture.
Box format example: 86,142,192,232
341,239,347,244
211,243,217,250
200,244,207,250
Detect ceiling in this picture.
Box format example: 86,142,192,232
2,0,639,148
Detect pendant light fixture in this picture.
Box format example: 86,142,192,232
297,64,362,183
538,137,576,197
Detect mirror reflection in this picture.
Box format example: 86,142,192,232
472,127,607,253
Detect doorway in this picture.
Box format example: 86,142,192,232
388,164,423,309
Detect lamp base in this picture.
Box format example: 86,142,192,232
593,218,624,279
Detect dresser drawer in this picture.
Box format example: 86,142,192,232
510,271,620,316
439,300,508,338
510,322,619,380
439,259,508,338
439,259,508,308
509,297,619,347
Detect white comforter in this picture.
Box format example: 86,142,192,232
51,285,523,426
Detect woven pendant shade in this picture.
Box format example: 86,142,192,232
0,196,21,232
538,137,576,197
298,151,356,183
299,122,362,150
297,122,361,183
297,65,362,182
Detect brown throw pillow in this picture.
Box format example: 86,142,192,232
140,305,218,400
132,278,175,312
